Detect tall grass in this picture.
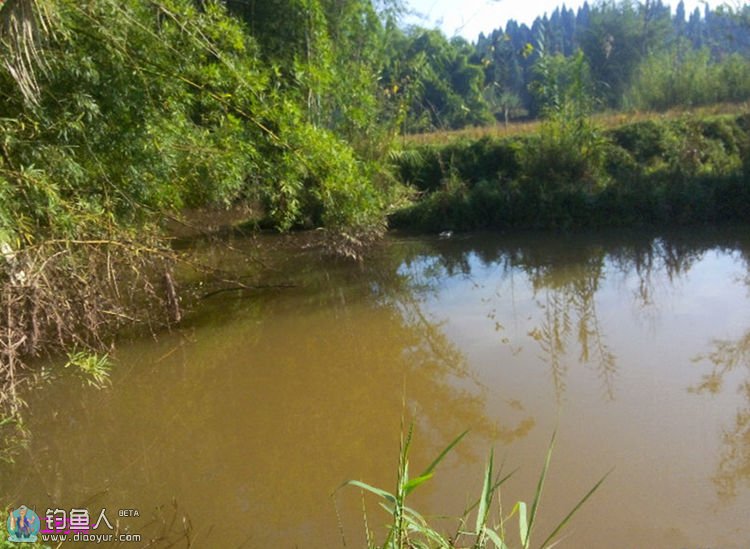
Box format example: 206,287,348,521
402,102,749,146
338,426,610,549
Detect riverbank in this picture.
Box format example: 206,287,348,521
390,111,750,232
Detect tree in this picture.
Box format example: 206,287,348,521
0,0,52,104
495,88,524,126
0,0,403,248
578,1,657,108
391,28,492,132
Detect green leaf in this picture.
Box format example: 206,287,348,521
462,467,517,517
418,429,469,479
475,447,494,534
339,479,397,505
517,501,529,547
526,429,557,548
537,468,612,549
404,472,435,495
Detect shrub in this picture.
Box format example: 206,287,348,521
391,114,750,231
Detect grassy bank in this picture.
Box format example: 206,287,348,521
401,102,750,146
391,111,750,232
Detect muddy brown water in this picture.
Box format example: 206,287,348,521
2,228,750,548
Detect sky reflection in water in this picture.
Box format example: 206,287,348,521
1,228,750,548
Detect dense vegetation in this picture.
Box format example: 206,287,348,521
0,0,411,246
1,0,749,246
387,1,750,232
392,113,750,231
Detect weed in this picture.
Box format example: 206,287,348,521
338,426,609,549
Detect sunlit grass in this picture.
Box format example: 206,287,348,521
402,101,750,146
338,425,610,549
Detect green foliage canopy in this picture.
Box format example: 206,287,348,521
0,0,405,247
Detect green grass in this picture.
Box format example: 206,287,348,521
402,101,750,146
337,426,610,549
391,111,750,232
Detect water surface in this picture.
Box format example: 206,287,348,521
2,228,750,548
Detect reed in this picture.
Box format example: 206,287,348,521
338,426,609,549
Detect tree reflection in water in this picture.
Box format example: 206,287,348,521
372,238,536,443
692,329,750,499
525,257,617,401
397,229,750,408
400,233,628,402
679,233,750,500
3,228,750,545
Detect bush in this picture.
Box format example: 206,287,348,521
391,113,750,231
395,137,521,193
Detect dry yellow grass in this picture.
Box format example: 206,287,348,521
402,101,750,146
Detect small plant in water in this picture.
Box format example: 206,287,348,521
64,350,112,389
338,426,609,548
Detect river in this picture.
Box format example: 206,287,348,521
2,227,750,548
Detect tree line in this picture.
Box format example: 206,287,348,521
399,0,750,130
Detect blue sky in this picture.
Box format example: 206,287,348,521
404,0,723,41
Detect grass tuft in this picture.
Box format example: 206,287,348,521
338,425,609,549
